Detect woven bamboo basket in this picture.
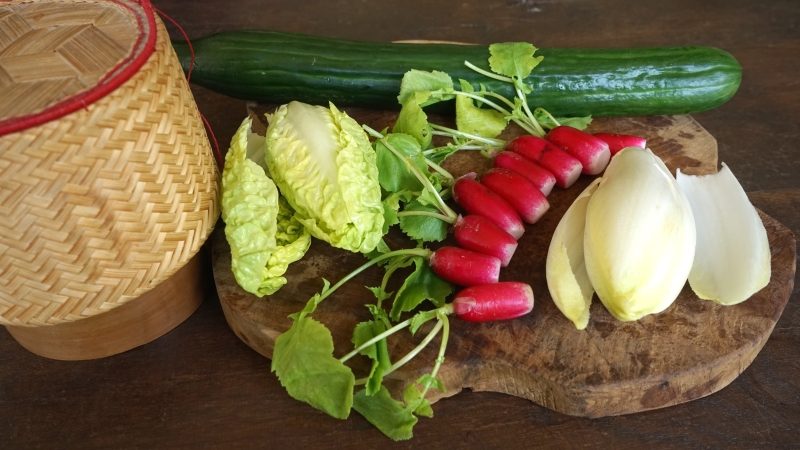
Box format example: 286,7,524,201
0,0,219,359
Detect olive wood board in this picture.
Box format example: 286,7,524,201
211,113,796,418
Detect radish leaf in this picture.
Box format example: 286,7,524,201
375,134,427,193
390,257,453,320
394,94,433,148
398,201,449,243
271,316,355,419
353,387,417,441
455,79,508,139
488,42,543,91
409,309,440,335
352,319,392,395
403,383,434,418
397,69,454,106
533,107,592,131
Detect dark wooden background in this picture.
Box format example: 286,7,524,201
2,0,798,448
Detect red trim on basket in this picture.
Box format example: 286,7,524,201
0,0,158,137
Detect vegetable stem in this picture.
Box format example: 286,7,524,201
425,159,454,183
321,248,431,303
450,90,512,117
464,60,513,83
363,125,458,221
339,317,413,364
397,210,454,223
431,124,505,147
533,107,561,128
384,319,444,376
419,313,450,400
516,86,545,136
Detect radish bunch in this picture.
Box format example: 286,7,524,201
434,125,647,274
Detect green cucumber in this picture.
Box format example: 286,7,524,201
172,31,741,116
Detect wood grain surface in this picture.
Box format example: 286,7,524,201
212,113,794,418
2,0,799,448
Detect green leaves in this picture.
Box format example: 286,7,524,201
373,131,455,243
375,134,427,193
394,96,433,149
352,319,392,395
398,202,449,243
271,315,355,420
488,42,543,91
221,117,312,297
455,79,508,139
353,387,418,441
390,257,453,320
532,107,592,131
397,69,454,106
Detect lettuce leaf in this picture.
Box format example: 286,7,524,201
265,102,385,254
221,117,311,297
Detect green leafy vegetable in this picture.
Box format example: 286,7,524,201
265,101,385,254
488,42,543,90
397,69,454,106
353,387,418,441
409,309,440,335
533,107,592,131
393,94,433,148
403,383,434,418
221,117,311,296
455,79,508,139
375,133,427,193
271,306,355,419
352,319,392,395
398,201,450,243
390,257,453,320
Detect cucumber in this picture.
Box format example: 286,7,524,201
172,31,741,116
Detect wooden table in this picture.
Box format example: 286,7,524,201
3,0,798,448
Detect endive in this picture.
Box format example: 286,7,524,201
546,179,600,329
676,164,771,305
547,147,697,325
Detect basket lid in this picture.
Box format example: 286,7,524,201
0,0,156,136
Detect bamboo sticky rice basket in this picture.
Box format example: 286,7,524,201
0,0,219,359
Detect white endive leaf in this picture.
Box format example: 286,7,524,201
584,148,696,321
676,164,771,305
546,179,600,330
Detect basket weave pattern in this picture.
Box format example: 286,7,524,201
0,13,219,326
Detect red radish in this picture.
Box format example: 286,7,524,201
452,174,525,239
429,246,501,286
480,168,550,224
493,151,556,195
454,215,518,267
451,282,534,322
506,135,583,189
546,126,611,175
593,132,647,156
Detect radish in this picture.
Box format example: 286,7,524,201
451,282,534,322
506,135,583,189
546,126,611,175
429,246,501,286
454,215,518,267
480,168,550,224
452,174,525,239
593,132,647,156
493,151,557,195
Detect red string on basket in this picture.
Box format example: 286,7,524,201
154,7,224,169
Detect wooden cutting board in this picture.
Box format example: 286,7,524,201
211,113,796,418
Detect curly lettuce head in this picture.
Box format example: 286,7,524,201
265,101,384,254
221,117,311,297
